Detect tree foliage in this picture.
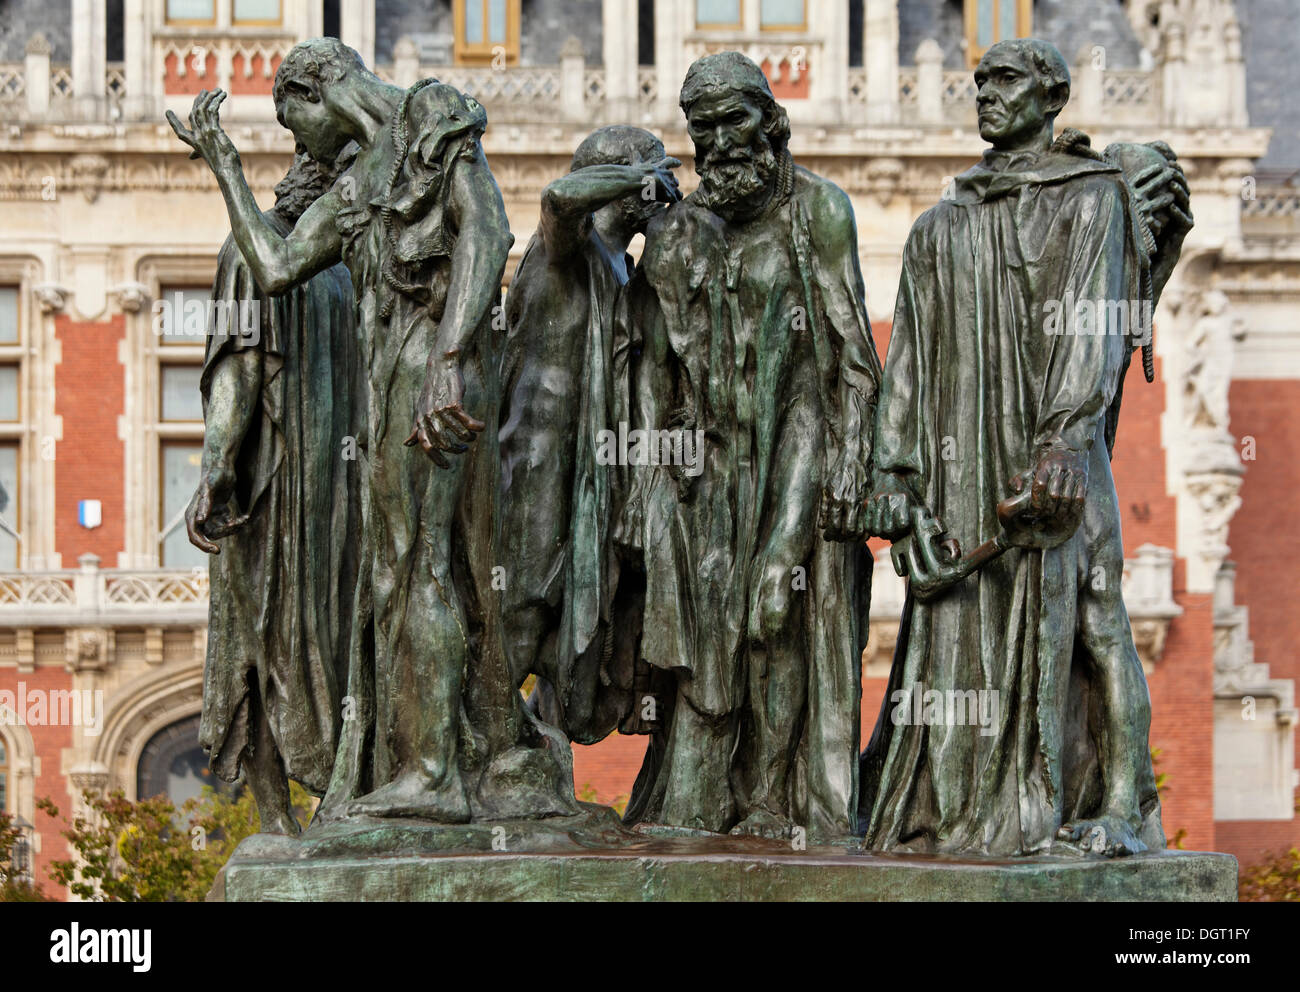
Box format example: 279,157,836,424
1239,847,1300,902
36,783,314,902
0,809,48,901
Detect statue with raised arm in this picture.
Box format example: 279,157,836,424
618,53,880,841
499,126,680,744
187,146,360,835
169,38,577,824
859,39,1192,858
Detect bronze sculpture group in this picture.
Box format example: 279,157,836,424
169,35,1192,860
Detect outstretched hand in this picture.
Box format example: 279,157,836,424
166,89,241,174
404,356,486,468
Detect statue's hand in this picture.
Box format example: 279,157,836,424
819,452,869,542
636,156,684,205
404,354,485,468
166,89,241,175
1016,445,1088,533
862,469,913,540
1129,145,1193,253
185,463,236,555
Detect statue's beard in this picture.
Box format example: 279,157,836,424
697,136,779,220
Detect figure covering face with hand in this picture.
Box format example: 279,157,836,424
499,126,681,744
618,52,881,841
860,39,1189,857
169,38,578,824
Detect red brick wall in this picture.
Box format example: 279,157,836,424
1216,820,1300,865
1146,587,1216,850
1,666,74,900
1226,379,1300,779
1216,378,1300,862
762,59,810,101
163,51,219,96
571,735,645,808
1108,355,1217,849
229,53,281,96
53,314,125,564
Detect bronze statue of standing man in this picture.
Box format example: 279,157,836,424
170,38,576,825
860,39,1189,857
619,53,880,841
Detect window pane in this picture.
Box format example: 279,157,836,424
999,0,1017,40
0,366,17,421
0,287,17,344
697,0,740,25
465,0,484,43
977,0,994,47
489,0,507,42
233,0,281,22
157,286,211,345
760,0,803,27
0,444,18,570
161,444,204,568
167,0,215,21
161,366,203,422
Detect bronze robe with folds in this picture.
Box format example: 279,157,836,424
499,215,641,744
199,210,359,795
319,81,578,822
621,167,878,839
860,149,1165,855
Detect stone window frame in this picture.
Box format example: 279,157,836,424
453,0,522,65
0,258,48,571
693,0,808,33
963,0,1033,68
126,256,213,569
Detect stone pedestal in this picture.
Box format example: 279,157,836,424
210,808,1238,902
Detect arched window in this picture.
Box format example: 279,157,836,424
136,715,234,807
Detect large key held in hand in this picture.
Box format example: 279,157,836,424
889,488,1036,602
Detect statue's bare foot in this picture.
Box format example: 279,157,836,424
346,772,471,823
1057,814,1146,857
729,810,792,841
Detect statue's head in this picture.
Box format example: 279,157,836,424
570,125,668,234
273,38,374,162
680,52,790,219
974,39,1070,149
271,142,345,225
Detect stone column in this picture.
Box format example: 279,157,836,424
654,0,685,124
392,35,420,89
560,37,588,122
602,0,640,123
863,0,899,125
340,0,377,70
70,0,107,118
809,0,849,123
1072,46,1104,124
24,34,51,119
916,39,943,125
122,0,151,121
